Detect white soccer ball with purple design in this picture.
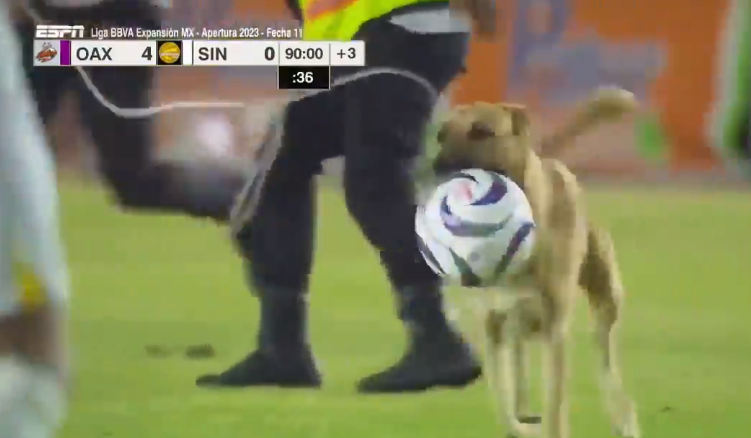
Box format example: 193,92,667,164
416,169,536,286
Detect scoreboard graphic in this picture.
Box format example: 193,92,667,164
32,31,366,90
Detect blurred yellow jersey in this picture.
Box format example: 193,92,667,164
0,6,69,316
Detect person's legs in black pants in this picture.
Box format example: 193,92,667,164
335,73,479,392
197,22,480,392
341,24,478,392
19,0,247,221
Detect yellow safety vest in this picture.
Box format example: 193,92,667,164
301,0,446,41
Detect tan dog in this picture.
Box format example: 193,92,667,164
433,88,640,438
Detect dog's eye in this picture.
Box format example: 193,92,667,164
437,126,448,143
467,122,496,141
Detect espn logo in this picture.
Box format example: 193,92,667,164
35,25,85,39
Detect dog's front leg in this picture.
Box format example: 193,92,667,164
537,288,573,438
503,338,542,437
538,284,573,438
542,327,568,438
484,312,541,438
510,337,540,425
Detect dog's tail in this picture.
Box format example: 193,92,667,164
539,87,638,157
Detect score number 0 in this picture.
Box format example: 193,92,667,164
264,46,276,62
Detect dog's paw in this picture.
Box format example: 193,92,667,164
506,421,542,438
611,400,640,438
517,415,542,424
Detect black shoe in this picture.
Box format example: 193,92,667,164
356,280,482,393
357,330,481,393
196,348,321,388
198,275,320,388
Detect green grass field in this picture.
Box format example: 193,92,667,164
59,183,751,438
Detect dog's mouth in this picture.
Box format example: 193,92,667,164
432,155,510,180
432,155,475,176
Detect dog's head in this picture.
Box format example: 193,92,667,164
433,102,534,183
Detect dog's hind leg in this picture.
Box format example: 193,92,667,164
579,226,640,438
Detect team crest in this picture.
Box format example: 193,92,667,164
36,42,58,63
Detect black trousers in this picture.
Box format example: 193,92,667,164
244,20,469,292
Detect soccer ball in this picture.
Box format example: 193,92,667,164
415,169,536,286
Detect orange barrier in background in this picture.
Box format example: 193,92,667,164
453,0,729,174
48,0,731,176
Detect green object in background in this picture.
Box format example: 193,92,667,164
635,112,669,163
709,0,750,169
